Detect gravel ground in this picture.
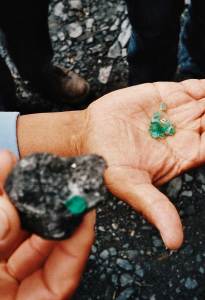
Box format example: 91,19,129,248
1,0,205,299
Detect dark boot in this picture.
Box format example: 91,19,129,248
0,0,89,106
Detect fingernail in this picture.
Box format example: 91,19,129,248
0,208,10,240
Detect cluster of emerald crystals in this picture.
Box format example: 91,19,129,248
149,111,176,139
64,195,88,216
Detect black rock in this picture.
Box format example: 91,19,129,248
5,153,107,240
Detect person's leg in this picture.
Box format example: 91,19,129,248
0,56,17,111
0,0,89,105
126,0,184,85
0,0,53,87
178,0,205,78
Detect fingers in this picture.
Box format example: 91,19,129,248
0,151,27,260
0,193,27,260
7,235,55,281
16,211,96,300
0,150,17,185
105,166,183,250
180,79,205,100
153,80,205,110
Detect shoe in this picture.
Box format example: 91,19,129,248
34,64,90,107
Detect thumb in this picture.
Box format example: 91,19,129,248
105,166,183,250
0,150,26,259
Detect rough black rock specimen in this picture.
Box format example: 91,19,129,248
5,153,107,240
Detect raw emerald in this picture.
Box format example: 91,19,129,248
149,112,176,139
64,195,88,216
160,102,167,112
149,122,165,138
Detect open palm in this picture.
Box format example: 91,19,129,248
85,79,205,249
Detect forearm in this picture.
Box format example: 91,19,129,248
17,110,88,158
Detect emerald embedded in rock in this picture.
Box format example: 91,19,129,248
65,195,88,215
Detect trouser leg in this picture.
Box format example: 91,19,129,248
0,55,17,111
126,0,184,85
179,0,205,77
0,0,53,88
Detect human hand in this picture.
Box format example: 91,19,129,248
83,79,205,249
0,151,95,300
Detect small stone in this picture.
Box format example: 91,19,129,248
87,37,94,44
117,4,125,13
199,267,204,274
98,226,105,232
135,265,144,278
111,223,118,230
121,18,130,31
110,18,120,31
184,174,193,182
98,66,112,84
167,177,182,199
118,24,132,48
100,250,109,260
57,32,65,41
117,258,133,271
51,35,58,42
126,250,138,260
60,45,68,52
69,0,82,10
122,48,127,57
152,236,163,248
86,18,94,30
92,245,97,253
104,35,114,43
116,288,134,300
111,274,118,285
107,41,121,58
109,247,117,256
181,190,193,197
67,22,83,38
196,170,205,184
196,254,202,262
54,2,64,17
120,273,133,287
184,277,198,290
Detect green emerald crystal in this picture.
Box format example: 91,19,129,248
64,195,88,216
149,122,165,138
159,102,167,112
151,112,161,123
149,112,176,139
165,125,176,136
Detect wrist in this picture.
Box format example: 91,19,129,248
17,110,88,158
